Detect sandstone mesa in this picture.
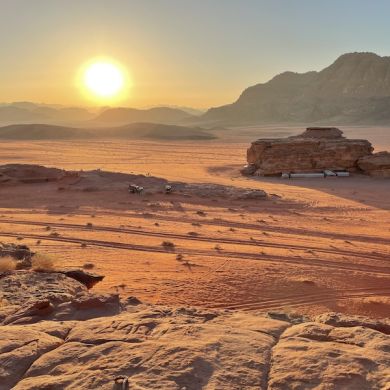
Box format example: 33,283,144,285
245,127,390,177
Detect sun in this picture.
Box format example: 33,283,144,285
80,59,128,101
84,62,124,97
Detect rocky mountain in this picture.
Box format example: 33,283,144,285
93,106,194,125
203,52,390,125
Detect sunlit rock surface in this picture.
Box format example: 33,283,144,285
246,127,374,176
0,270,389,389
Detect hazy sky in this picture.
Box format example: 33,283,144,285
2,0,390,108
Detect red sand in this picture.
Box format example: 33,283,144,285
0,137,388,318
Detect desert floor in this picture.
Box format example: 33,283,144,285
0,127,389,318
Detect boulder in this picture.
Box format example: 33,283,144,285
240,164,257,176
239,189,267,199
246,127,373,176
357,151,390,177
0,242,34,261
59,269,105,289
0,271,119,324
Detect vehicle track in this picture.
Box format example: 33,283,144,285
0,231,389,276
0,218,387,262
1,210,388,245
210,287,390,311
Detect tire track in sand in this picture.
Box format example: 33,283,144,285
0,219,387,263
0,231,389,276
209,287,390,311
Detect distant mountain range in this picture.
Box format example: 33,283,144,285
3,53,390,127
92,107,194,124
0,123,215,141
0,103,197,126
202,52,390,125
0,102,95,124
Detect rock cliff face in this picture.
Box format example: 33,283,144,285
1,269,390,390
246,127,373,176
203,52,390,125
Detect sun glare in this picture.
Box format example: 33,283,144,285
81,60,127,101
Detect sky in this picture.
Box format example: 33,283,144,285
1,0,390,108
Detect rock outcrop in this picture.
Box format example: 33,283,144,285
1,269,389,389
0,271,120,325
246,127,373,176
0,164,269,199
357,151,390,177
0,164,66,184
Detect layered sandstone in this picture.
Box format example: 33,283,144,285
246,127,374,176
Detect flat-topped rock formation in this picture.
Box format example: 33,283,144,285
0,268,389,389
297,127,344,139
244,127,384,176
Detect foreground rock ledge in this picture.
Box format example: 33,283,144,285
1,271,389,389
245,127,390,177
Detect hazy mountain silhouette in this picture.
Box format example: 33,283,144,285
0,122,215,141
202,52,390,125
0,102,94,124
93,107,194,124
0,106,46,122
0,124,91,139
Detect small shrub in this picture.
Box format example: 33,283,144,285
82,262,95,270
86,222,93,228
0,256,17,272
176,254,184,261
31,253,55,272
16,236,24,241
81,243,87,248
162,241,175,249
187,231,199,237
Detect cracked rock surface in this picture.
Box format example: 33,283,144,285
1,270,389,389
